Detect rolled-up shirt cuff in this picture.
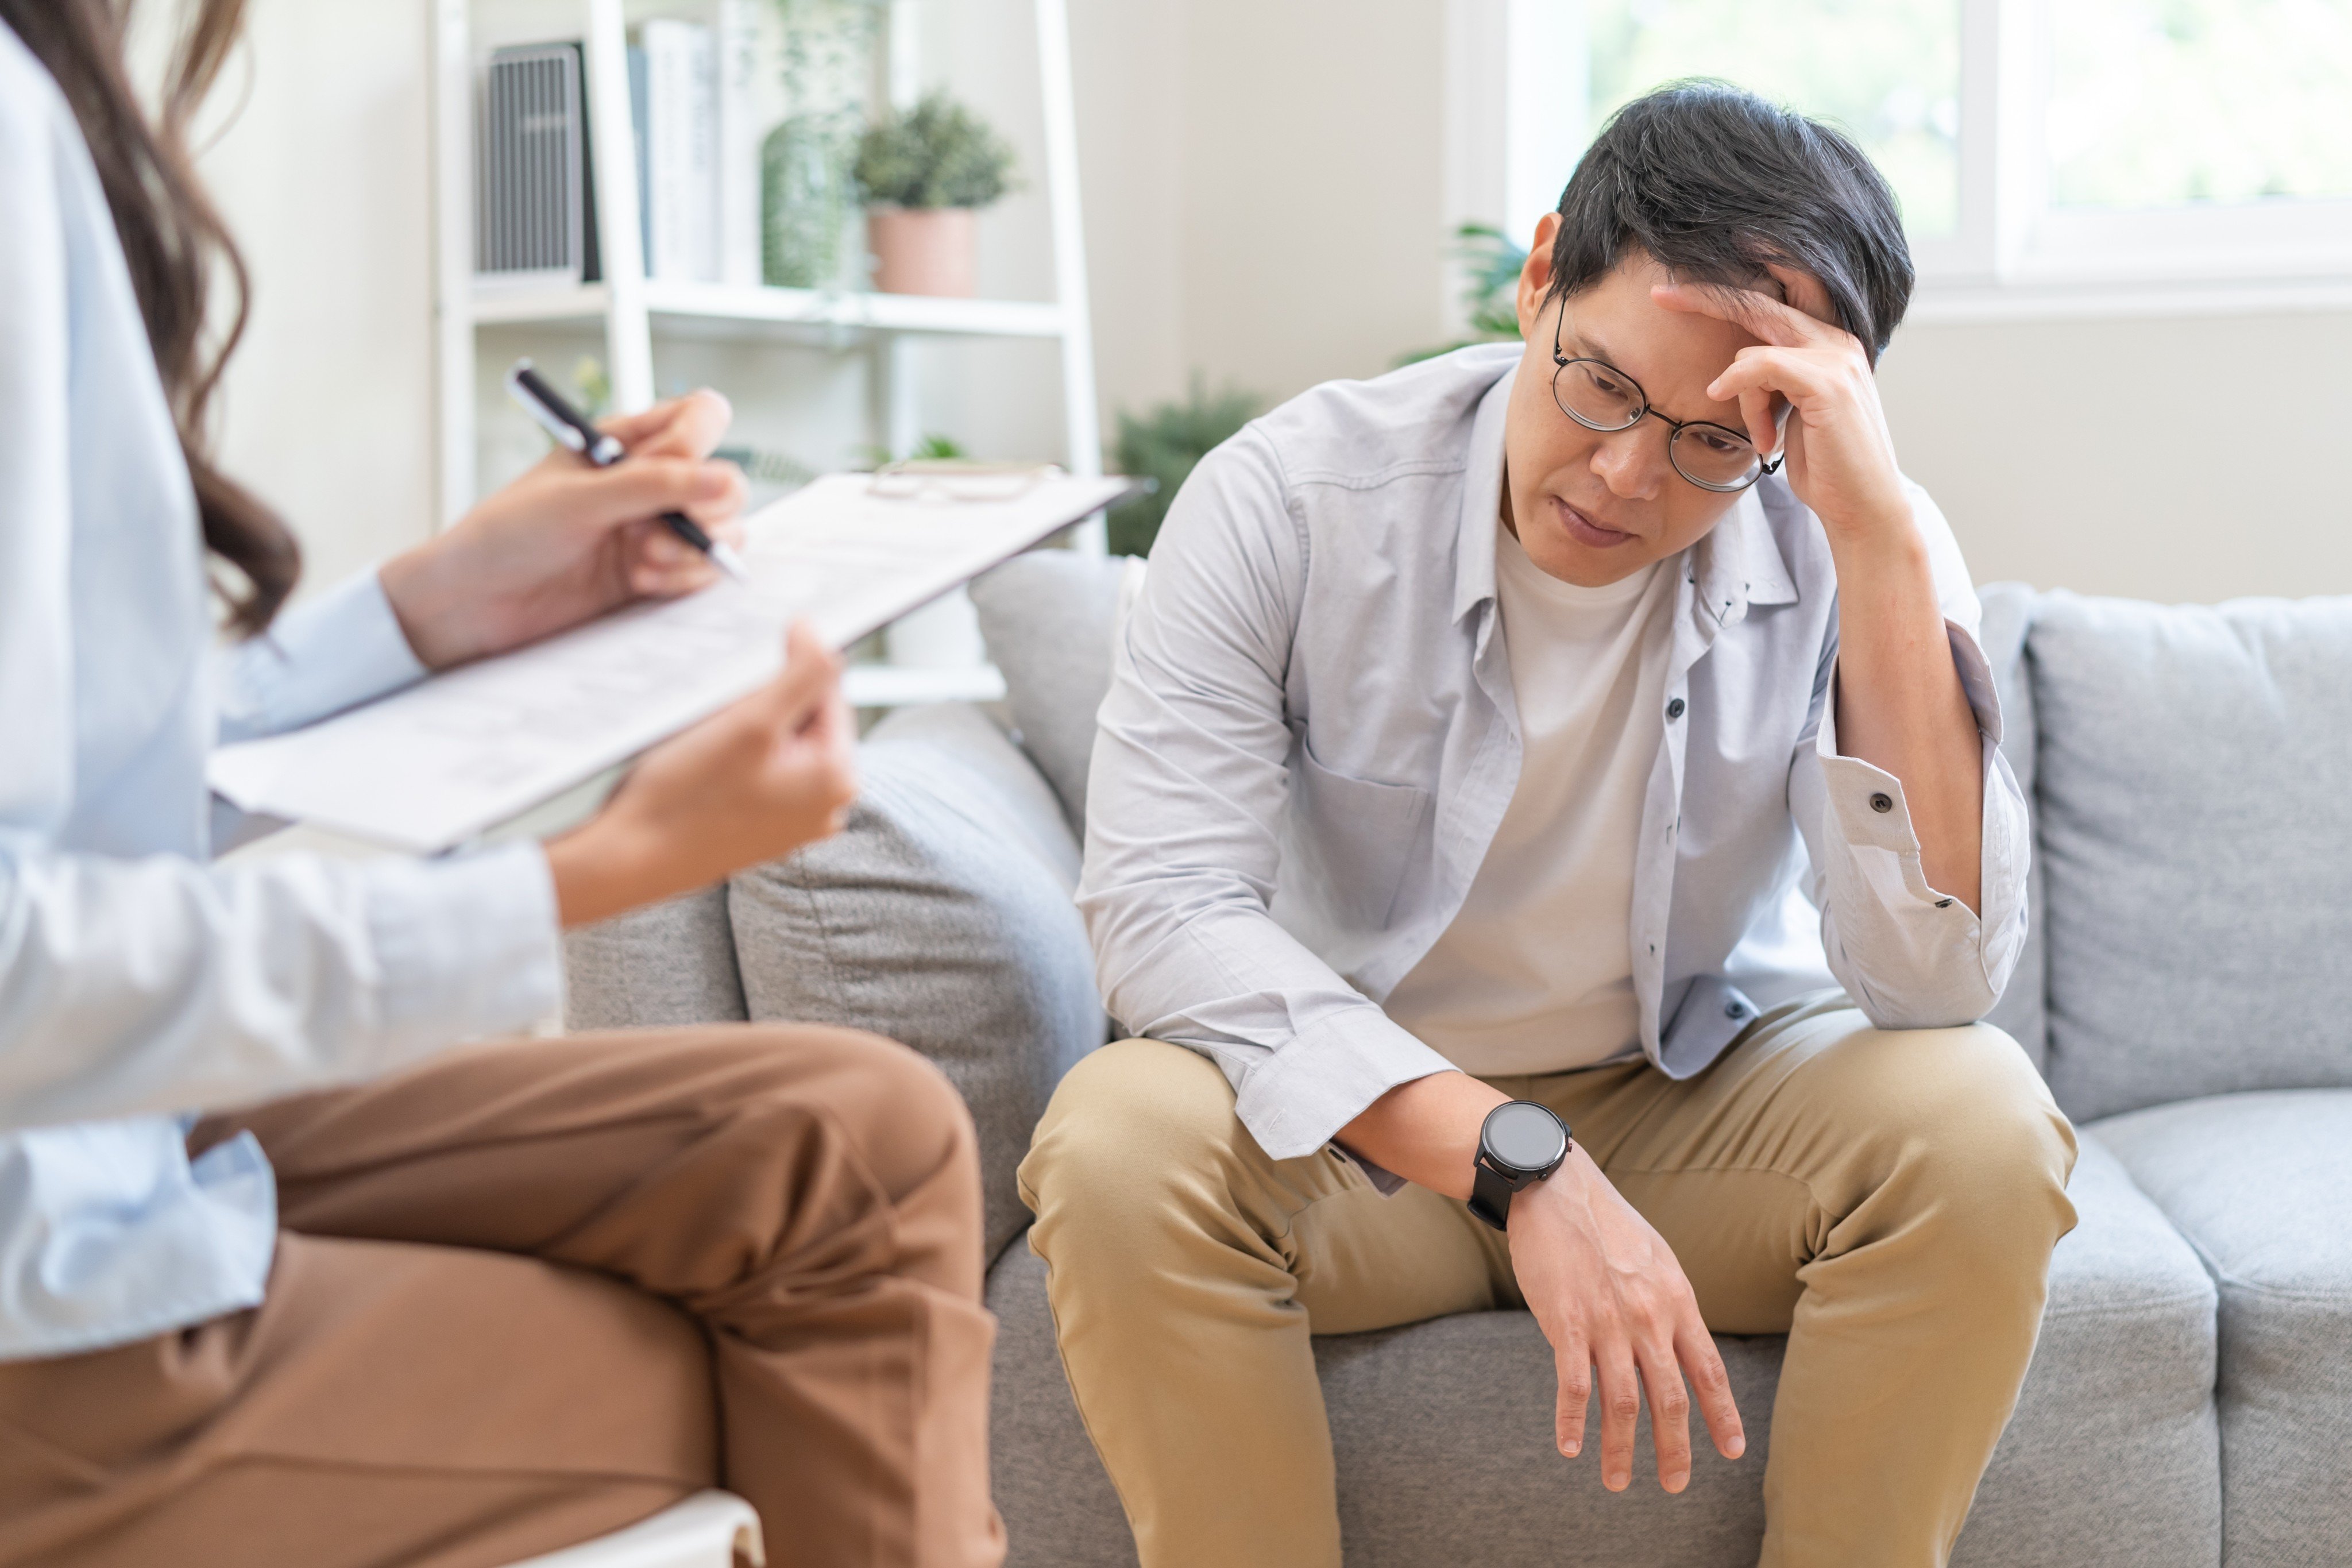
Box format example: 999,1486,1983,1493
1814,617,2029,1005
366,840,563,1052
1816,617,2004,872
215,570,428,744
1231,1005,1456,1171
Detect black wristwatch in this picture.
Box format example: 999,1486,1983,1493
1467,1100,1571,1231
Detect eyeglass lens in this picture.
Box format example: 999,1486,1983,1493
1552,359,1763,493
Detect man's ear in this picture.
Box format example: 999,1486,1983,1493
1515,213,1564,339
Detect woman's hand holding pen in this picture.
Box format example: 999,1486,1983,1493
378,388,751,671
544,621,858,930
374,386,859,928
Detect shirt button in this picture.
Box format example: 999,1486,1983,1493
1870,792,1894,814
1666,698,1686,720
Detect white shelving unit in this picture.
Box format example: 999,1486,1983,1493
429,0,1102,708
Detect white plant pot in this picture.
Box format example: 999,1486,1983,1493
885,584,987,669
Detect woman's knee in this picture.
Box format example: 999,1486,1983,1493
722,1023,979,1205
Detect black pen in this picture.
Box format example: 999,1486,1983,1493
505,360,750,582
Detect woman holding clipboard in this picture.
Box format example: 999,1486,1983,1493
0,4,1002,1565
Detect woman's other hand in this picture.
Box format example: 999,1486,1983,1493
379,390,751,670
543,621,857,929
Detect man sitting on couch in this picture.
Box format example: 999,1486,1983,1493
1020,82,2077,1568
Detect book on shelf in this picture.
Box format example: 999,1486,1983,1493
628,6,763,287
636,18,719,283
714,0,763,288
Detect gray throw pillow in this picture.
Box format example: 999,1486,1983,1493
2030,590,2352,1122
969,550,1134,830
563,884,750,1031
727,704,1106,1261
1975,582,2048,1073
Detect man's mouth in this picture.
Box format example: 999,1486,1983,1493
1550,495,1638,549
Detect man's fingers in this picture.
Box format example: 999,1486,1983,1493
1651,280,1823,349
1554,1338,1592,1458
1737,388,1782,462
1597,1347,1642,1493
1678,1316,1747,1461
1706,346,1840,410
1763,262,1839,328
1635,1338,1694,1493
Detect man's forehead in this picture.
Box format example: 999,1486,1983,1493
1564,306,1747,416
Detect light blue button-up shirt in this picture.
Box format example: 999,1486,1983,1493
0,28,562,1357
1080,346,2030,1169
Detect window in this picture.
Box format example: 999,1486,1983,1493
2048,0,2352,211
1472,0,2352,314
1586,0,1961,237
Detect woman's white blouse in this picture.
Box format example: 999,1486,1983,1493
0,28,562,1357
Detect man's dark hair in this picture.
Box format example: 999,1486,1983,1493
1550,80,1914,362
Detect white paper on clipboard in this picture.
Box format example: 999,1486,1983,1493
207,471,1136,854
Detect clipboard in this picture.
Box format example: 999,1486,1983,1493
207,470,1140,853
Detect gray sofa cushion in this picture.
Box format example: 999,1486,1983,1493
2091,1090,2352,1568
986,1132,2219,1566
728,704,1106,1261
1976,582,2047,1072
1952,1136,2219,1567
563,885,750,1030
969,550,1133,830
2028,592,2352,1121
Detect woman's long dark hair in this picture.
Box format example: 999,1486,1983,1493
2,0,299,634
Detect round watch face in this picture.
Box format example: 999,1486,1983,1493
1484,1101,1568,1175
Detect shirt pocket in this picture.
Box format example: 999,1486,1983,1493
1288,744,1432,931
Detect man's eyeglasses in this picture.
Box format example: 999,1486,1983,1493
1550,306,1783,495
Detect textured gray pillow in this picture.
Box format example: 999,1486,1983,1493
563,884,750,1030
2030,591,2352,1121
968,550,1134,830
727,703,1105,1261
1975,582,2048,1073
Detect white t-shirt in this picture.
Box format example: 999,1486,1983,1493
1382,520,1678,1076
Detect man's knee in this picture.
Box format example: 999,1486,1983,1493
1020,1038,1252,1243
1821,1021,2077,1253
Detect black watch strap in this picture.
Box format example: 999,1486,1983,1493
1468,1157,1519,1231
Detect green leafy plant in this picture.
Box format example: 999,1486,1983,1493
1394,222,1530,365
570,356,611,420
853,92,1018,210
855,433,969,469
1106,378,1265,557
761,0,884,287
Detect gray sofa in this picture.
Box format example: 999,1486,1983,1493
565,555,2352,1566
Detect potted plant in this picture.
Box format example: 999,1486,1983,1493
853,92,1017,296
1104,378,1265,556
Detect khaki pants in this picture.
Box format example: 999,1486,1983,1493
1018,994,2077,1568
0,1026,1006,1568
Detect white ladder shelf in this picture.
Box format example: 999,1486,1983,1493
429,0,1103,708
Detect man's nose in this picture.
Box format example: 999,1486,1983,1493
1591,424,1666,502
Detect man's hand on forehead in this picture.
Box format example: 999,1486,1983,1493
1646,264,1906,543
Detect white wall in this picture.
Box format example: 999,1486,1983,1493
197,0,441,597
192,0,2350,609
1879,309,2352,603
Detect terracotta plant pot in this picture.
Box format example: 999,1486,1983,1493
867,206,978,297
